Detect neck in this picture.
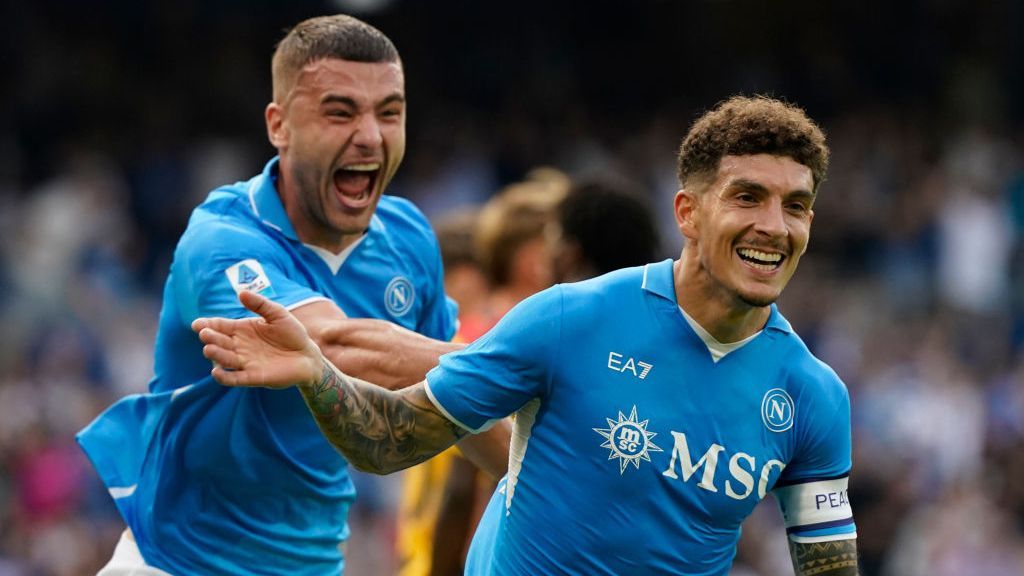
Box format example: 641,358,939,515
673,258,771,344
277,165,362,255
298,228,363,255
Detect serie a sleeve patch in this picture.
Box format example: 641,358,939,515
224,259,276,297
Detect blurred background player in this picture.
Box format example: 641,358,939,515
398,169,567,576
547,175,661,284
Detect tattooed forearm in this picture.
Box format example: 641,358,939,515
789,539,859,576
299,359,468,474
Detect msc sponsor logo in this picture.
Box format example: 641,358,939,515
594,406,663,474
385,276,414,317
661,431,785,501
761,388,794,433
607,352,653,379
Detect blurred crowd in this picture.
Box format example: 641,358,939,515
2,1,1023,574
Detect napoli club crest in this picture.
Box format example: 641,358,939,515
761,388,795,432
385,276,415,317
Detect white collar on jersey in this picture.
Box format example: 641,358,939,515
677,305,762,363
303,236,366,275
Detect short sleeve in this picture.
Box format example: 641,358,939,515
780,381,852,482
172,219,328,325
774,375,856,543
424,286,563,433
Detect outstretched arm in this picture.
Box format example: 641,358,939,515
301,357,468,473
193,290,468,474
293,302,464,390
789,539,859,575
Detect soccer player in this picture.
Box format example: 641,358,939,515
77,15,506,575
194,96,860,575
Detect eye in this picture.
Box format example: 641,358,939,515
327,110,353,119
379,107,403,120
735,193,758,203
786,202,810,214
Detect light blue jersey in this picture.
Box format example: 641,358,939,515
78,157,456,575
426,259,854,576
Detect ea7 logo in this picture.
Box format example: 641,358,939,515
607,352,653,379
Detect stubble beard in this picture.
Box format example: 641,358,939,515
294,166,334,233
736,290,779,309
702,259,782,311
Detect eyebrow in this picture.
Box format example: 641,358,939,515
320,93,406,109
729,178,815,200
321,94,357,108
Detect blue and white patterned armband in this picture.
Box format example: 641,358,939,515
774,475,857,543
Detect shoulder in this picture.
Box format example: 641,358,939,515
374,195,437,242
558,265,647,305
177,186,275,259
553,265,648,323
777,333,849,411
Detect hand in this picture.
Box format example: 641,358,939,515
192,290,324,388
315,318,463,390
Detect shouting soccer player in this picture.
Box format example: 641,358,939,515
77,14,507,575
195,96,859,575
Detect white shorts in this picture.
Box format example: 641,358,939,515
96,530,174,576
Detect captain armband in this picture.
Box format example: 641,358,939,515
774,475,857,543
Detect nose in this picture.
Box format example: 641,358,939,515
351,113,383,150
754,198,787,239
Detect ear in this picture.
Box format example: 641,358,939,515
797,209,815,256
265,102,289,150
674,188,700,241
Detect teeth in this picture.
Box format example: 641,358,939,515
738,248,782,264
341,163,380,172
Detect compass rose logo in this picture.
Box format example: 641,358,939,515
593,405,663,474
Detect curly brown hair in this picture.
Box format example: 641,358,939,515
677,95,829,193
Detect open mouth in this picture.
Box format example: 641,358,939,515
736,247,785,271
332,162,380,210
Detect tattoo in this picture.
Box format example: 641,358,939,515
299,360,468,474
789,539,859,575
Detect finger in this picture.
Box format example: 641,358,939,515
192,316,239,335
211,365,246,387
198,327,234,349
239,290,289,322
202,343,241,369
191,318,209,333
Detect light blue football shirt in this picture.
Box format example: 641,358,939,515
78,157,456,575
426,259,854,576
